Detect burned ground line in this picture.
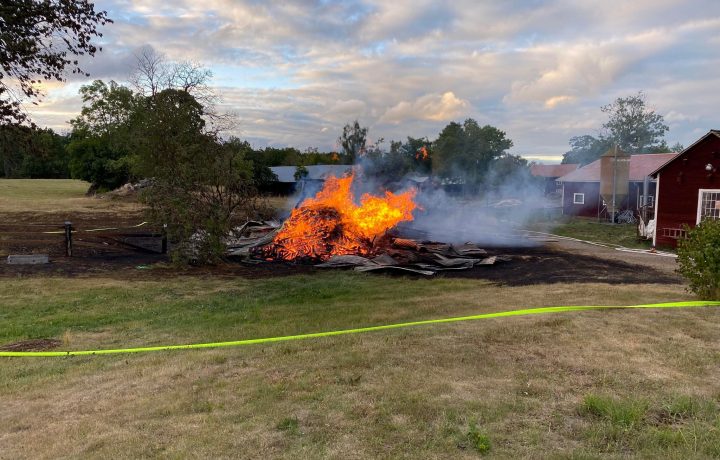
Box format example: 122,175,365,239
0,245,682,286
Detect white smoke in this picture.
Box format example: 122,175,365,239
278,153,555,247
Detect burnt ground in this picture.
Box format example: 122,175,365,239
0,211,683,285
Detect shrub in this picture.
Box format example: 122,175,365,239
677,219,720,300
465,422,491,454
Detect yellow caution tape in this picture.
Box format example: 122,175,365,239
2,301,719,357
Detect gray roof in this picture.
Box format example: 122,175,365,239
270,165,354,183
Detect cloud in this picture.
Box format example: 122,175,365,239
20,0,720,159
327,99,367,117
379,92,469,124
544,95,577,109
504,29,675,108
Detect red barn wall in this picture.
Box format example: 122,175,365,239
655,134,720,248
563,182,600,217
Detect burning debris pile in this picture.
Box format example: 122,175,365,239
263,173,417,260
228,172,501,275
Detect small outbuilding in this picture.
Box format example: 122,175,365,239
557,152,677,219
530,163,579,195
650,130,720,247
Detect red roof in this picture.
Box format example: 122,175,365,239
530,163,579,178
558,153,679,182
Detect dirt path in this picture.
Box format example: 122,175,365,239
544,237,679,277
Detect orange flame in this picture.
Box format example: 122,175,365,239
267,173,417,261
415,146,429,161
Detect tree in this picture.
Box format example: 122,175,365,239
561,135,613,165
294,164,309,181
130,46,216,109
0,124,69,177
563,92,670,165
338,120,367,161
0,0,111,125
433,119,513,190
67,80,138,191
600,91,669,154
670,142,685,152
71,80,138,137
677,219,720,300
67,136,130,191
134,89,260,263
223,138,277,190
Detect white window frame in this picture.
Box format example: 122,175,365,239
697,189,720,224
638,194,655,208
573,193,585,205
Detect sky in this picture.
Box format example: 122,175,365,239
26,0,720,163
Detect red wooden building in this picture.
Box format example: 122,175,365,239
557,153,677,218
651,130,720,248
530,163,579,195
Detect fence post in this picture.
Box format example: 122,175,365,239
161,223,168,254
64,221,73,257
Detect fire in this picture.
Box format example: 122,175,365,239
415,146,429,161
266,173,417,261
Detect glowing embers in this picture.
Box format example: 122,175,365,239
265,173,418,261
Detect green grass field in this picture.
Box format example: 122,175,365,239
2,275,720,458
533,216,653,249
2,180,718,458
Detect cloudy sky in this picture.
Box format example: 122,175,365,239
28,0,720,163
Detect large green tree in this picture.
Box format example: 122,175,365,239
433,119,513,189
134,89,259,263
67,80,138,190
601,91,669,154
0,0,111,125
563,92,671,165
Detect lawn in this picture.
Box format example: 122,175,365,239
0,178,142,213
532,216,653,250
2,180,717,458
2,274,719,458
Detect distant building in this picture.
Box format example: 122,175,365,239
269,165,353,194
650,130,720,247
530,163,579,195
557,153,678,218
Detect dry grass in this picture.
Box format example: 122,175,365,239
1,180,715,457
0,179,143,213
1,275,718,458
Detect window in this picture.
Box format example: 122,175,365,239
638,195,654,208
573,193,585,204
697,189,720,223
